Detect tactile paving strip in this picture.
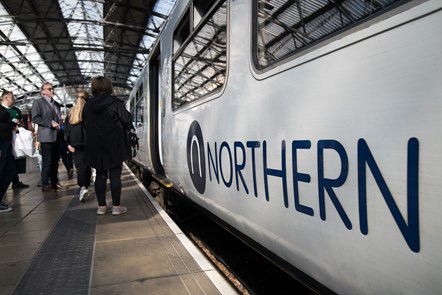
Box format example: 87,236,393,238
12,198,97,295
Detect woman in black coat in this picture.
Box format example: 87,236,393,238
82,77,132,216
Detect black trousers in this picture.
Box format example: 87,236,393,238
95,163,123,207
59,139,73,171
72,146,91,188
0,141,15,201
40,141,60,187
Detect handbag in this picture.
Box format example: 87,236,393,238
13,127,35,158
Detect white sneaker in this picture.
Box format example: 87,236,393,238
112,206,127,216
0,202,13,213
79,187,89,202
97,205,112,215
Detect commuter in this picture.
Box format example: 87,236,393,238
64,90,91,201
59,125,74,179
0,91,29,189
0,101,15,212
83,77,132,215
31,82,68,192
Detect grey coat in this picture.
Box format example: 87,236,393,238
31,97,61,143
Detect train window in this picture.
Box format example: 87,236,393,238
193,0,215,28
173,0,218,54
134,82,144,127
172,0,227,110
135,93,144,127
173,10,191,54
253,0,407,69
130,99,136,124
136,83,143,102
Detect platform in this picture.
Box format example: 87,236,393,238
0,157,236,294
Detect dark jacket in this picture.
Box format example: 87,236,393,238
64,112,86,147
0,106,14,142
82,95,132,170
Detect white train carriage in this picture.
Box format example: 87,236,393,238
127,0,442,294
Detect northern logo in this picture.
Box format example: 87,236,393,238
186,121,206,194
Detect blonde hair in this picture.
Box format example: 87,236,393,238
69,90,89,125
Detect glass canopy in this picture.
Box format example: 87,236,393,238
0,0,175,110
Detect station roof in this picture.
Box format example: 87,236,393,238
0,0,175,109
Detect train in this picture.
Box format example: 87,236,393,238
125,0,442,294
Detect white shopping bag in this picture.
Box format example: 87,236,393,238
13,127,35,158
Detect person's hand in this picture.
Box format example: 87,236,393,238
51,120,60,130
67,145,75,153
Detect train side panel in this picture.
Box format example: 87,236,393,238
137,0,442,294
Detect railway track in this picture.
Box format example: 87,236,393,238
170,207,312,295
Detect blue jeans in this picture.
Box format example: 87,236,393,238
0,141,16,201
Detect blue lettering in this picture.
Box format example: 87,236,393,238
246,141,260,197
234,141,249,194
207,142,219,183
292,140,314,216
203,136,419,253
358,138,420,252
263,140,288,205
220,141,233,187
318,140,351,229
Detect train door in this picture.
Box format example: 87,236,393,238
148,48,164,174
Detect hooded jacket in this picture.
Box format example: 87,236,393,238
82,94,132,170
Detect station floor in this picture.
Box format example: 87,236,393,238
0,157,237,295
